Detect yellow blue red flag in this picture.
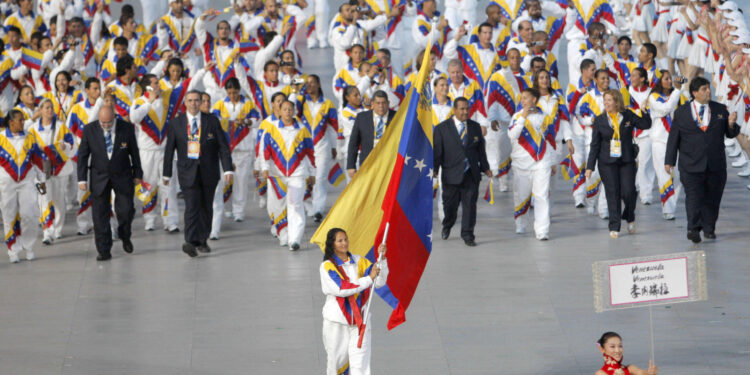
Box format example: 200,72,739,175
311,36,436,330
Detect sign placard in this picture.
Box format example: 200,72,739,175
593,251,707,312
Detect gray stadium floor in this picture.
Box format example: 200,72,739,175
2,2,750,374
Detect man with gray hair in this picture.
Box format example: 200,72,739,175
77,105,143,261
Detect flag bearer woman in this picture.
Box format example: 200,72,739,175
320,227,388,375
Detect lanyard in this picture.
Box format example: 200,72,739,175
608,112,621,140
692,101,709,127
187,116,201,141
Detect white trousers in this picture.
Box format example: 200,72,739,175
38,174,69,239
140,150,179,230
486,123,511,188
444,8,476,30
571,135,587,205
512,167,551,236
308,148,332,215
580,136,608,216
211,175,230,239
267,175,306,247
305,0,329,47
651,140,681,215
323,319,372,375
231,151,253,220
634,137,656,203
2,180,39,255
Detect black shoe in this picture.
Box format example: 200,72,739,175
441,227,450,240
209,236,218,241
182,243,198,257
177,192,185,199
704,232,716,240
575,203,585,209
197,243,211,253
42,238,52,245
290,243,300,251
122,240,134,254
313,213,323,223
687,230,702,243
96,253,112,261
464,239,477,247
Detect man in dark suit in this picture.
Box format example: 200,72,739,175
163,91,234,257
347,90,396,177
77,105,143,261
665,77,740,243
434,98,492,246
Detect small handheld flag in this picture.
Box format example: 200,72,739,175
21,48,43,70
484,179,494,205
328,163,345,186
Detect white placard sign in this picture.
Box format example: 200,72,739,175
593,251,707,312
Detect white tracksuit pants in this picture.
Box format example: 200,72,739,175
267,175,306,247
2,181,39,256
38,174,69,239
306,0,330,48
651,140,681,215
140,150,179,230
323,319,372,375
211,174,230,239
512,167,551,237
548,140,568,210
231,151,253,220
571,135,587,205
486,123,511,189
308,148,332,215
634,136,656,204
444,7,477,29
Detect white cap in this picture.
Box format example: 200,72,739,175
744,47,750,54
730,28,750,38
734,35,750,45
728,17,746,28
718,1,738,12
725,11,743,21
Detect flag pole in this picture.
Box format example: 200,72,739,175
357,222,389,348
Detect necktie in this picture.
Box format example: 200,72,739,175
459,122,469,172
698,105,707,132
105,130,113,154
191,117,198,137
459,122,467,146
375,116,384,139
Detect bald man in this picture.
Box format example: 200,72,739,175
77,105,143,261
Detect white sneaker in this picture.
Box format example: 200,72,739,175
499,181,509,192
728,148,741,158
587,206,596,215
25,249,34,261
747,184,750,190
663,213,675,220
319,41,329,48
738,168,750,177
8,252,19,263
628,222,636,234
731,159,747,168
609,231,619,239
515,227,526,234
536,233,549,241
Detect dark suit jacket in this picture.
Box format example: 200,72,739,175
587,110,651,169
163,112,233,189
77,119,143,196
665,101,740,174
434,117,490,185
346,109,396,170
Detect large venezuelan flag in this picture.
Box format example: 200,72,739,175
311,37,436,330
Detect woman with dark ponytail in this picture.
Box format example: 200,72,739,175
320,228,388,375
596,332,658,375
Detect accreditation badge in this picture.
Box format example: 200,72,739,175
187,140,200,159
610,139,622,158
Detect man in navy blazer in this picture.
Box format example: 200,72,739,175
434,98,492,246
77,105,143,261
665,77,740,243
163,91,234,257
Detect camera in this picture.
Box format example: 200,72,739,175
292,78,305,85
675,76,687,84
357,6,369,13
